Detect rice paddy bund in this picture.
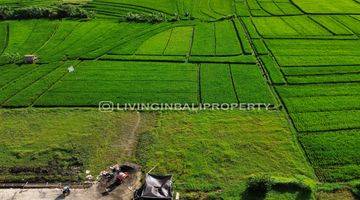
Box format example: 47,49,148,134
0,0,359,199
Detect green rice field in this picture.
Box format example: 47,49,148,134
0,0,360,199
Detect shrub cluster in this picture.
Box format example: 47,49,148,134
246,175,315,197
0,5,93,20
120,12,180,23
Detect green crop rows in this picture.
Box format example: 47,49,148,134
242,0,360,182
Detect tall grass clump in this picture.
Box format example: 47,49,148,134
120,12,180,23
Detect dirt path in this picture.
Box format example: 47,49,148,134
124,111,141,158
110,111,141,160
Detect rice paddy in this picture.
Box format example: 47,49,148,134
0,0,359,199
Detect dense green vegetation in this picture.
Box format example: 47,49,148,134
0,4,92,20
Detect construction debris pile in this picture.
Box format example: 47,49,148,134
97,163,141,195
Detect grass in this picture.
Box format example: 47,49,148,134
136,110,315,198
0,108,147,182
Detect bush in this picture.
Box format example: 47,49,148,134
245,175,315,198
119,12,179,23
246,175,272,194
57,4,92,19
0,5,93,20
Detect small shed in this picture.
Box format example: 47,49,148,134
24,55,38,64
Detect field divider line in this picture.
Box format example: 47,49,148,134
94,1,174,15
308,16,337,36
241,16,286,94
103,25,173,58
0,64,61,106
197,63,202,104
288,0,307,14
231,19,246,55
68,23,121,58
258,31,289,84
199,1,219,20
290,106,360,113
49,22,100,59
255,0,278,16
162,28,174,56
273,1,287,15
1,62,66,106
262,36,359,40
0,23,9,56
31,60,82,106
213,22,217,55
37,22,83,57
282,64,360,68
0,65,40,92
208,0,228,17
332,16,360,36
298,126,360,135
350,15,360,22
299,128,360,137
17,20,39,55
60,22,109,58
34,22,61,54
286,80,360,85
239,16,319,180
228,64,240,104
330,16,357,35
285,71,360,77
279,17,303,36
187,26,196,63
